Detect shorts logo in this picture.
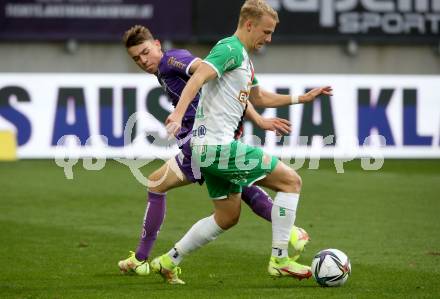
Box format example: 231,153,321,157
230,171,250,185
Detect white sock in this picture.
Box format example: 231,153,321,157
167,247,183,265
271,192,299,258
168,215,224,265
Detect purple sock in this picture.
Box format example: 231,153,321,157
241,186,273,222
135,191,166,261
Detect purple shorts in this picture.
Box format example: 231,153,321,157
175,138,204,185
173,117,244,185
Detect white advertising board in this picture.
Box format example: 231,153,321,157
0,74,439,159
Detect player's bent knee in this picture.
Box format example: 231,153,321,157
215,213,240,230
226,213,241,229
291,172,302,192
147,172,168,193
220,217,239,230
282,170,302,193
230,212,240,226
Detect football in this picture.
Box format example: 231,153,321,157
311,249,351,287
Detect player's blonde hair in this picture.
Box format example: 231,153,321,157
238,0,279,27
123,25,154,48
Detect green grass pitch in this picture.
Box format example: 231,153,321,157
1,159,439,298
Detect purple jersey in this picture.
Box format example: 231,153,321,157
154,48,246,184
156,49,200,143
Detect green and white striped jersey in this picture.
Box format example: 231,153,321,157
191,35,258,145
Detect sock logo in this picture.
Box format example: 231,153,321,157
272,247,283,257
278,248,282,256
172,248,179,259
279,207,286,216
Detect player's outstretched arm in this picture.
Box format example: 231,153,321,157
245,101,291,135
165,63,217,136
249,86,333,108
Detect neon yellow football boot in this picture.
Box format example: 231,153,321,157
268,256,312,280
289,226,310,261
150,254,185,285
118,251,149,276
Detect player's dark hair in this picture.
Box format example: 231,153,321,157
123,25,154,48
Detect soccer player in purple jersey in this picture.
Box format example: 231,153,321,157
117,25,310,276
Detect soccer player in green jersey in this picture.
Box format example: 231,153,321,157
151,0,333,284
117,25,309,277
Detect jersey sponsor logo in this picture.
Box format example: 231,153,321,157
238,90,249,104
167,56,186,70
